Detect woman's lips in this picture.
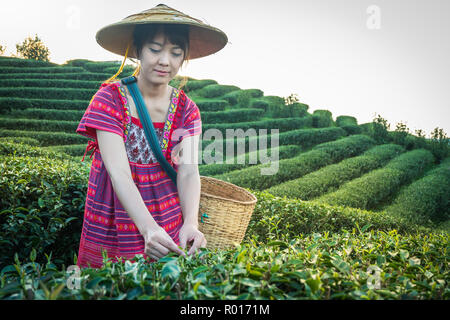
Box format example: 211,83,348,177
155,69,169,75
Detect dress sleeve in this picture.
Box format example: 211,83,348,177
178,98,202,143
76,84,125,141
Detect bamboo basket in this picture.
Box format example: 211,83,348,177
197,176,257,250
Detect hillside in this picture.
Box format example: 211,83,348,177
0,56,448,300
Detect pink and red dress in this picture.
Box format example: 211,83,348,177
75,80,201,269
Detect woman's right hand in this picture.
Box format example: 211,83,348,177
143,226,186,261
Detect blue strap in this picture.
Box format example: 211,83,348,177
121,76,178,186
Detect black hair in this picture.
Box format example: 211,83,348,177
132,23,190,62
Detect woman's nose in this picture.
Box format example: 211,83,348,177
158,50,170,65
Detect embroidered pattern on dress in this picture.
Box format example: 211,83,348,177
114,81,180,164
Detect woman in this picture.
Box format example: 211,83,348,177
75,4,228,269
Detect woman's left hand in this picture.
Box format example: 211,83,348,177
179,224,207,256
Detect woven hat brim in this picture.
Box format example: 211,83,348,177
96,21,228,60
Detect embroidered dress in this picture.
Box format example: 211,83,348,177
75,80,201,269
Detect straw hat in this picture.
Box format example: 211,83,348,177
95,3,228,60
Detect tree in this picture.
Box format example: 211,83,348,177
284,93,300,105
15,34,50,61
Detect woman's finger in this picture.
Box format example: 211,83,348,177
188,233,203,256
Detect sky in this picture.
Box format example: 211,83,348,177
1,0,449,136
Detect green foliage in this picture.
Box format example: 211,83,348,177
0,72,110,81
0,154,87,270
316,149,436,210
202,127,347,168
194,99,228,112
201,108,264,124
0,87,95,100
0,137,40,147
428,127,449,162
0,227,447,300
0,66,86,74
236,91,252,108
0,79,102,89
0,57,448,300
6,108,84,122
0,141,74,160
312,110,335,128
0,97,87,115
336,116,358,127
184,79,218,92
250,99,269,111
363,114,390,144
266,144,405,200
247,190,435,239
202,117,313,135
340,125,362,135
199,145,302,176
384,157,450,225
199,84,241,98
214,134,374,190
0,118,78,133
0,129,87,147
259,96,309,118
0,56,56,68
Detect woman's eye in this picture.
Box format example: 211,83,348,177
150,48,181,57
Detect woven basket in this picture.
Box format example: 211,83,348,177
197,176,257,250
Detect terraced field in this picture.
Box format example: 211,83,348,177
0,56,448,300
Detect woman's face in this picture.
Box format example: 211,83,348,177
138,31,185,85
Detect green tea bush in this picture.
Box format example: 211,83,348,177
0,118,77,133
384,157,450,226
0,97,88,114
340,125,362,135
250,99,269,111
199,145,302,176
0,87,95,101
0,226,446,300
0,56,57,68
42,144,88,157
0,79,101,89
194,99,228,112
316,149,436,210
214,134,375,190
201,108,264,124
0,141,74,160
0,72,111,81
184,79,218,92
312,110,335,128
0,154,87,270
336,116,358,127
247,190,435,240
82,61,121,73
198,84,241,98
203,117,313,135
0,66,86,74
265,144,405,200
7,109,84,121
0,137,40,147
63,59,93,67
202,127,346,161
223,89,263,106
0,129,86,146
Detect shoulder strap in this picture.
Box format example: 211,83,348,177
121,76,178,186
